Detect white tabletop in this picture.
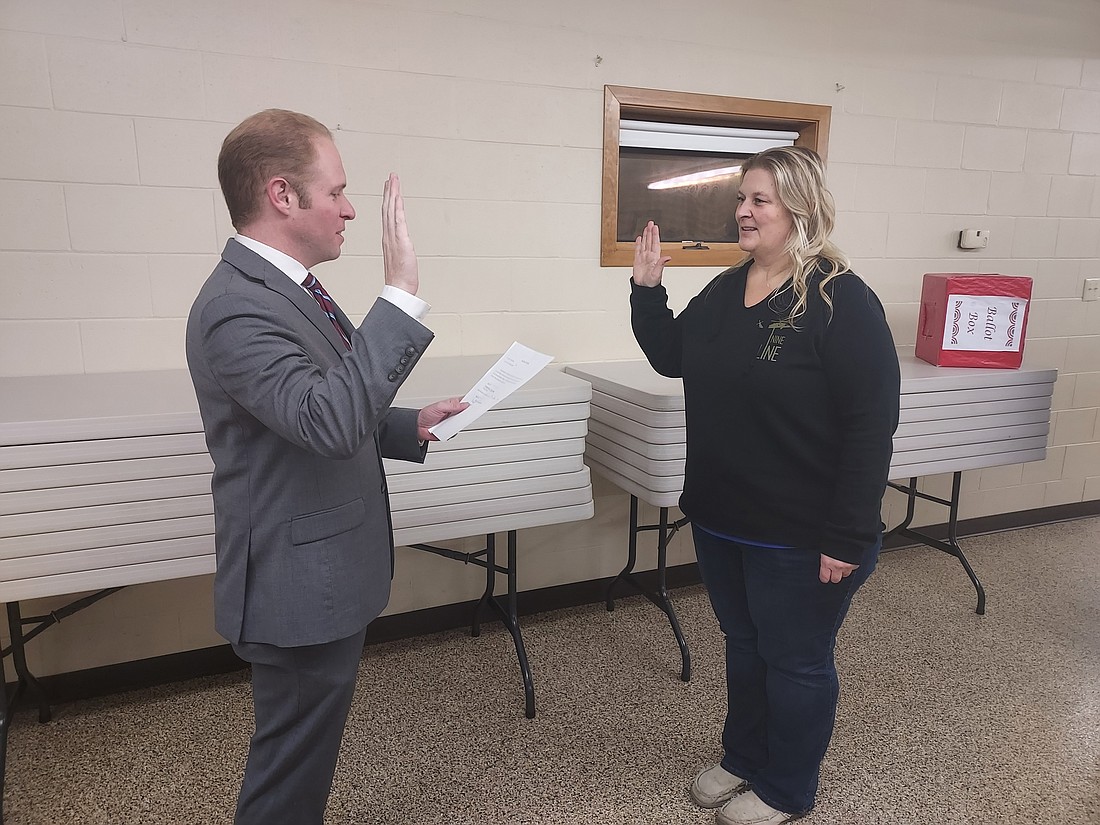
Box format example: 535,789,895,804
567,356,1058,405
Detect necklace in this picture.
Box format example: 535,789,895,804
752,263,789,289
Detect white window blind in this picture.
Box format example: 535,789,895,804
619,120,799,154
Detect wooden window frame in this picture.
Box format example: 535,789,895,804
601,85,832,267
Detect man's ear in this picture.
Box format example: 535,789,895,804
265,177,293,216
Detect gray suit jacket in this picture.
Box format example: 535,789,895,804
185,239,434,647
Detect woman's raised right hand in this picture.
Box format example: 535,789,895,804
632,221,672,287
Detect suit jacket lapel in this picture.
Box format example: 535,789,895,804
221,239,350,354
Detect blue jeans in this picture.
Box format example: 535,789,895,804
692,525,880,815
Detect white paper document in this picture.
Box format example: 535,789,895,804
428,342,554,442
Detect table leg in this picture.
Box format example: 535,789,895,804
605,495,640,611
419,534,535,717
655,508,692,681
607,496,692,681
471,533,495,638
886,473,986,615
480,531,534,718
5,604,51,724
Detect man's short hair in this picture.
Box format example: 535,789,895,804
218,109,333,230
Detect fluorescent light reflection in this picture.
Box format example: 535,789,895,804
648,165,742,191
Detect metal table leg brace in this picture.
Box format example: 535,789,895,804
411,530,535,718
886,472,986,615
606,495,692,681
1,587,123,824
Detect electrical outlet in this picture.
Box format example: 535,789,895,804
1084,278,1100,302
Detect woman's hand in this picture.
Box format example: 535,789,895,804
633,221,672,287
819,553,858,584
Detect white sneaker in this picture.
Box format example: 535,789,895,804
715,790,798,825
690,764,749,809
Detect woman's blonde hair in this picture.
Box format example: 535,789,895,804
738,145,849,324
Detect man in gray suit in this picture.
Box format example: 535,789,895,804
185,109,464,824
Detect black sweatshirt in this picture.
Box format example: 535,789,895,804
630,261,901,565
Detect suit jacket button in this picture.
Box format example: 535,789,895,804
395,365,405,374
399,356,410,365
404,346,417,357
388,371,398,381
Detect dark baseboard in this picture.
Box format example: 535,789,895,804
8,500,1098,708
10,644,251,708
880,498,1100,549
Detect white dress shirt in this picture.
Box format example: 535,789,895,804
233,234,431,322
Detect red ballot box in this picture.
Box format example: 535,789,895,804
915,273,1032,368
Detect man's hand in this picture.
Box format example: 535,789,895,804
819,553,858,584
382,173,418,295
417,397,468,443
632,221,672,287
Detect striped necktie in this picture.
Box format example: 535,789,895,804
302,273,352,351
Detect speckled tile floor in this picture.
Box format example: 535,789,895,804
4,518,1099,824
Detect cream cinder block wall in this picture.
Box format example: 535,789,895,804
2,0,1099,678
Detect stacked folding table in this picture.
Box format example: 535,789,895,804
566,356,1056,674
0,357,593,799
388,357,593,549
386,356,593,719
563,361,690,680
885,355,1057,614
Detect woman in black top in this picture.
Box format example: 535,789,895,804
631,146,900,825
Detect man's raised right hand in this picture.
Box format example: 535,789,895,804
382,173,419,295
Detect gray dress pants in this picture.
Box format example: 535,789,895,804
231,627,368,824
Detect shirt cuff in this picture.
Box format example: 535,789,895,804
380,285,430,321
